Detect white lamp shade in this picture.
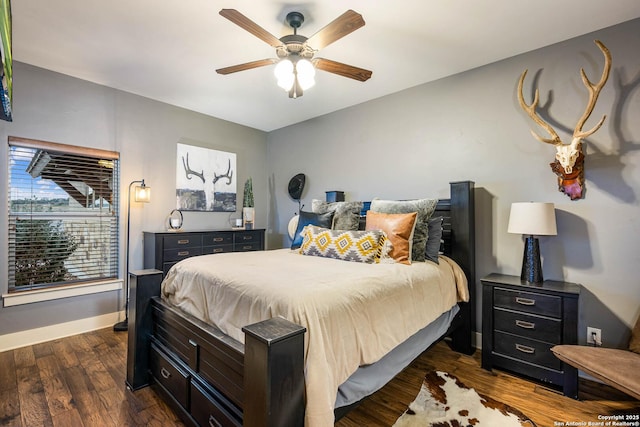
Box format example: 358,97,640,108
508,202,557,236
275,59,294,90
287,215,299,240
134,185,151,203
296,59,316,90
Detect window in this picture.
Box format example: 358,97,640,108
7,136,120,292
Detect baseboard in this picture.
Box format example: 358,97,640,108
0,311,124,352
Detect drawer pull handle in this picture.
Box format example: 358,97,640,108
515,344,535,354
209,415,222,427
242,245,252,250
160,367,171,379
515,320,535,329
515,297,535,306
188,339,197,347
213,248,223,253
243,235,253,240
177,239,190,244
178,251,189,256
213,237,223,242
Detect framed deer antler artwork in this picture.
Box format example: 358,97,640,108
517,40,612,200
176,142,237,211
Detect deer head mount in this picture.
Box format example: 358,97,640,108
517,40,612,200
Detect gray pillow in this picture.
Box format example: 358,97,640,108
426,216,443,264
311,200,363,231
370,198,438,262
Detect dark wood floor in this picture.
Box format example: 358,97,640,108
0,328,637,426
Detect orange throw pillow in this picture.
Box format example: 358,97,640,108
366,211,417,265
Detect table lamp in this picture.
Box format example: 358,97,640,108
507,202,557,283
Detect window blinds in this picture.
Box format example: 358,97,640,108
7,137,120,292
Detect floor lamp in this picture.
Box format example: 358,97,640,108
507,202,557,283
114,179,151,332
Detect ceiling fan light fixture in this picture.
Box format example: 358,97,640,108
274,59,295,90
296,59,316,91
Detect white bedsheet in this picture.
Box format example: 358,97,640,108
161,248,467,427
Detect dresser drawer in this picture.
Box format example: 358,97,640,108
150,344,190,409
163,247,203,262
163,234,202,249
234,241,261,252
494,331,562,370
234,231,262,244
494,287,561,318
494,308,562,343
190,379,242,427
203,232,233,247
203,244,234,255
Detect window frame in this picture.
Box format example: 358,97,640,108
6,136,120,294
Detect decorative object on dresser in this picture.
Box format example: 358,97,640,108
325,190,345,202
166,208,183,231
242,177,255,229
114,179,151,332
507,202,557,283
127,181,476,427
143,228,265,277
517,40,612,200
481,273,581,398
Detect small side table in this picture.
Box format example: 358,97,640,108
481,273,581,398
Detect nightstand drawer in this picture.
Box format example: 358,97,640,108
150,344,190,409
494,287,561,318
494,308,562,343
494,331,562,370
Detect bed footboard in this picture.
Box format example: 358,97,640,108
126,270,306,427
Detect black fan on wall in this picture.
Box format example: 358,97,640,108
216,9,372,98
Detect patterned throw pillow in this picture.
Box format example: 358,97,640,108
290,211,334,249
370,198,438,262
311,200,364,231
299,225,386,264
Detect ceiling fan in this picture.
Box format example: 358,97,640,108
216,9,373,98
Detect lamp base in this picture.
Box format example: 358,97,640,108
521,235,543,283
113,320,128,332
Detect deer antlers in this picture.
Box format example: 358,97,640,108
517,40,612,146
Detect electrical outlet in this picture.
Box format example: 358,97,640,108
587,327,602,346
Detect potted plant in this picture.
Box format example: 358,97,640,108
243,177,255,229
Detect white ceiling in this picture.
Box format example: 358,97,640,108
13,1,640,132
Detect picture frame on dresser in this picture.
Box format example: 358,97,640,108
481,273,581,398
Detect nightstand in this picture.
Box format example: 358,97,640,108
481,273,581,398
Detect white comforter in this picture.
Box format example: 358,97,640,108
161,248,468,427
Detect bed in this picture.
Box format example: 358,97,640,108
125,180,476,427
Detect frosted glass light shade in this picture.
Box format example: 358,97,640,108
296,59,316,90
134,185,151,203
508,202,557,236
275,59,294,90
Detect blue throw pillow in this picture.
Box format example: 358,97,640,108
290,210,334,249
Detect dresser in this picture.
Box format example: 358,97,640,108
481,273,580,398
143,229,265,276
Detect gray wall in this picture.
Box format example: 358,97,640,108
0,62,267,337
267,19,640,347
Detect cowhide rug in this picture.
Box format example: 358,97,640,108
393,371,537,427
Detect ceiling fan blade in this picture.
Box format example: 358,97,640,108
313,58,372,82
216,59,278,75
305,10,365,50
219,9,282,48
